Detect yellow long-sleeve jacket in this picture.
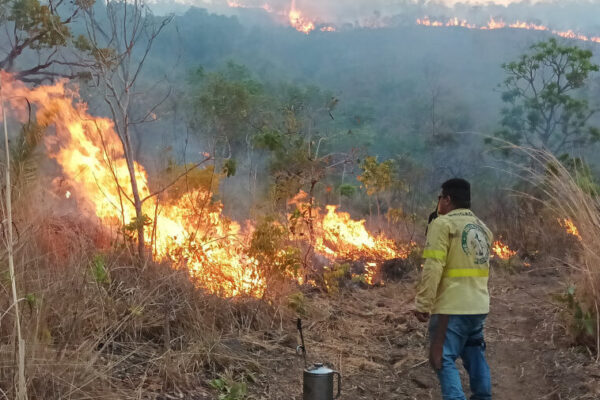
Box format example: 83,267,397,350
415,208,493,315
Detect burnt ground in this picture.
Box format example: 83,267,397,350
218,268,600,400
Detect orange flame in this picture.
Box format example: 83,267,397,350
417,16,600,44
558,218,582,241
289,191,410,262
481,17,506,30
226,0,321,34
1,73,408,296
0,72,264,297
289,0,315,34
364,262,378,285
492,240,516,260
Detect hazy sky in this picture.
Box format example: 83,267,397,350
170,0,557,9
152,0,600,32
200,0,560,7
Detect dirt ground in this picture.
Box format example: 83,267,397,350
222,267,600,400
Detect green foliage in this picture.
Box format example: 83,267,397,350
563,285,596,339
25,293,38,310
495,38,600,155
90,254,110,284
358,156,397,196
124,214,152,235
189,62,345,207
73,34,92,52
222,158,237,177
253,130,283,152
162,164,219,201
322,263,350,294
555,155,599,195
10,0,71,48
339,184,357,198
0,0,94,79
287,291,307,316
351,273,367,285
188,62,263,156
209,376,248,400
247,217,302,283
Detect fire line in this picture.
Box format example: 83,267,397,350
0,72,408,297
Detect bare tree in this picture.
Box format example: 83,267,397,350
82,0,172,259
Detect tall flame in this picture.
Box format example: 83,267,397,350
0,72,263,297
288,0,315,34
0,72,407,296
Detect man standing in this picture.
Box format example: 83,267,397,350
414,178,493,400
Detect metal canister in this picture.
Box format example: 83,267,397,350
303,362,341,400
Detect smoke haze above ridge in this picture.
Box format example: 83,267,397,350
149,0,600,34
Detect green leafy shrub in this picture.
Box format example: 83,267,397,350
322,263,350,294
209,376,248,400
90,254,110,284
564,286,596,343
247,216,302,295
287,291,307,316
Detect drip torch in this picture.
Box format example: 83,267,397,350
296,318,342,400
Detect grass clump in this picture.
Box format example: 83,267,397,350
521,148,600,358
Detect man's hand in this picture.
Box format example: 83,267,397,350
429,344,443,370
413,310,430,322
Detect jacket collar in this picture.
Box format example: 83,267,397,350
446,208,474,217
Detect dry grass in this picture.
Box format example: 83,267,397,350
515,148,600,358
0,209,288,399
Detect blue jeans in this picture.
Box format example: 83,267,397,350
429,314,492,400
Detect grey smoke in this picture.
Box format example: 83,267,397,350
151,0,600,33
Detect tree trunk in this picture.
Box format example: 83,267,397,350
123,125,146,261
1,78,28,400
307,179,317,246
303,179,318,269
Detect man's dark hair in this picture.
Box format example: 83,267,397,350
428,210,438,224
441,178,471,209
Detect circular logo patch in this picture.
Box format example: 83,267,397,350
461,224,491,265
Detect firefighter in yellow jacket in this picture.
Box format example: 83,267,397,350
414,178,493,400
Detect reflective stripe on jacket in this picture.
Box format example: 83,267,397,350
415,208,493,315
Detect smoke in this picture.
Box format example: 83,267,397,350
158,0,600,33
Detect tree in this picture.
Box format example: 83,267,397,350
187,62,263,159
246,216,301,298
0,0,93,82
187,63,264,201
357,156,396,218
82,0,173,259
253,84,351,265
494,38,600,155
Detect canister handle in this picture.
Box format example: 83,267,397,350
333,370,342,399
